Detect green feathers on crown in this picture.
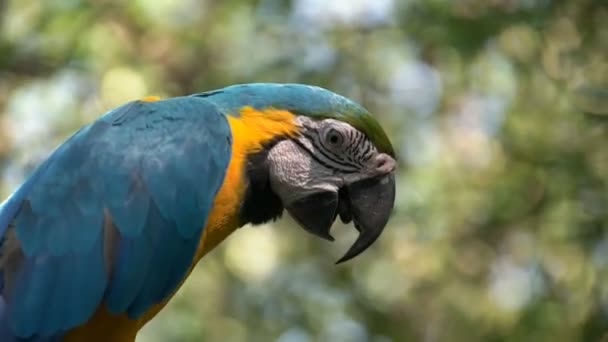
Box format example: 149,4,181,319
194,83,395,157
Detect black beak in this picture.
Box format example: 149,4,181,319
286,191,338,242
336,173,396,263
286,172,396,264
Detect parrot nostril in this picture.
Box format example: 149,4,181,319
374,154,396,173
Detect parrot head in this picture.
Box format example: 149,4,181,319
267,116,396,263
199,84,396,263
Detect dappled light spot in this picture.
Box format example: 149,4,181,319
488,257,543,312
224,224,280,283
102,67,148,107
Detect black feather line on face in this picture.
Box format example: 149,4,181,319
292,137,360,174
302,130,362,171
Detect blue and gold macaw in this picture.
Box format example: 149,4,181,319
0,83,396,341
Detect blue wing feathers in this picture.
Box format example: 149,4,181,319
0,97,231,339
105,216,154,314
0,296,62,342
123,200,198,318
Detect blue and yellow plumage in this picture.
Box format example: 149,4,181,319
0,83,396,341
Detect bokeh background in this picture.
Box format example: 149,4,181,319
1,0,607,341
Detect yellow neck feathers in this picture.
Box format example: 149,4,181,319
194,106,299,261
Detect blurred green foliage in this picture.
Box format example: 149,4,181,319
0,0,607,341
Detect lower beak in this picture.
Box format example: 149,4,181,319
286,191,338,242
286,172,396,263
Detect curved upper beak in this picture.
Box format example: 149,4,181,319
336,173,396,263
286,172,396,263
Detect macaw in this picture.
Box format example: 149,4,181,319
0,83,396,341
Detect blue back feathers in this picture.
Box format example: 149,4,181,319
0,97,231,339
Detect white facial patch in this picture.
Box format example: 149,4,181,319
267,139,341,205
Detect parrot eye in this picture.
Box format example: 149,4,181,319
325,128,345,147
